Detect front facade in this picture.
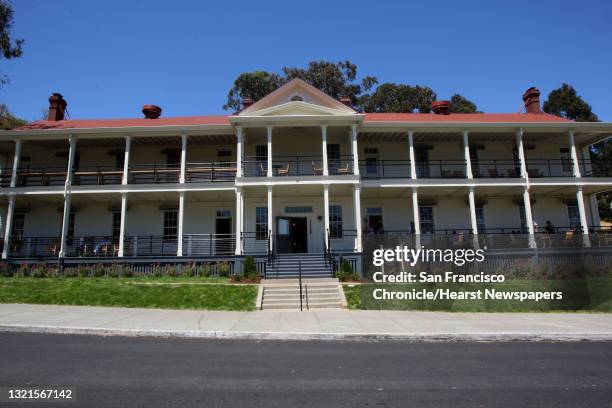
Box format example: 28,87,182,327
1,79,612,273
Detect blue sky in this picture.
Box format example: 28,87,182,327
2,0,612,122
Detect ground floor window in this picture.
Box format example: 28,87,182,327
366,207,383,234
67,213,75,239
112,212,121,241
419,206,434,233
329,205,343,239
163,210,178,240
255,207,268,240
518,203,528,233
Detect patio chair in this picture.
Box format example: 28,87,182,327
312,162,323,175
277,163,290,176
336,163,351,175
259,162,267,176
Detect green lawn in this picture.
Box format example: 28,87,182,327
343,277,612,312
0,277,258,311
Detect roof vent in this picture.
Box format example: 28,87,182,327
142,105,162,119
290,95,304,102
242,97,254,110
522,87,542,114
339,96,352,107
48,93,67,121
431,100,451,115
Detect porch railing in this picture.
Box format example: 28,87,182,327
242,155,354,177
128,164,180,184
524,159,574,178
579,159,612,177
186,162,237,182
123,236,178,256
181,233,235,256
72,166,123,185
242,231,268,254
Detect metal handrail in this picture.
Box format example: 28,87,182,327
304,283,309,310
298,261,303,312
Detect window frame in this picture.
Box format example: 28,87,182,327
255,207,268,240
329,204,343,239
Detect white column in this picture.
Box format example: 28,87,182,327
323,185,330,247
350,125,359,176
235,188,242,255
321,125,329,176
236,127,243,178
180,134,187,183
412,188,420,234
568,130,581,178
266,126,273,177
1,196,15,259
65,135,76,186
58,194,71,258
581,146,593,176
576,187,589,234
522,187,536,248
118,193,127,257
267,186,273,249
408,131,416,179
10,139,22,188
463,131,473,179
177,192,185,256
353,185,362,252
516,129,528,179
122,136,131,185
468,187,478,235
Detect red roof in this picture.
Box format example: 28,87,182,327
14,112,571,131
363,112,572,123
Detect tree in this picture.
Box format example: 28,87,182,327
449,94,480,113
0,103,25,129
543,84,598,122
223,60,377,111
359,83,436,113
223,71,284,111
0,0,24,87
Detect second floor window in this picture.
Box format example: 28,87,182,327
567,203,581,230
255,207,268,240
329,205,343,239
217,150,232,167
163,211,178,240
255,145,267,162
415,147,430,178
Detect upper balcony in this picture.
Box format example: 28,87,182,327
243,155,354,177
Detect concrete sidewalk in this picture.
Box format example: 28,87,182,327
1,303,611,341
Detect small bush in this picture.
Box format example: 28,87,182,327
337,258,359,282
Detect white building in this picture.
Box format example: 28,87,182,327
1,79,611,275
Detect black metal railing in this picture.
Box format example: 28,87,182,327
579,159,612,177
186,162,237,182
63,236,121,257
241,231,268,255
524,159,574,178
72,166,123,185
181,233,235,256
13,166,68,187
472,160,521,178
128,164,180,184
123,236,178,256
5,236,61,257
359,160,411,179
0,168,13,187
329,229,358,252
243,155,354,177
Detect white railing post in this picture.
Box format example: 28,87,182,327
408,131,416,179
323,185,330,248
412,188,420,234
9,139,22,188
267,186,273,251
463,130,473,179
516,129,528,179
266,126,273,177
568,130,581,178
523,187,536,248
177,191,184,256
235,187,242,255
353,185,362,252
59,135,76,259
468,187,478,235
122,136,131,185
350,125,359,176
321,125,329,176
118,192,127,257
1,196,15,259
236,127,243,178
180,133,187,183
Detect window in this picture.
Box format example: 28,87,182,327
255,207,268,240
560,148,571,173
415,147,430,178
217,150,232,166
329,205,343,239
327,144,340,161
67,213,75,240
163,211,178,240
255,145,267,161
419,206,434,234
567,203,581,230
11,213,24,240
114,154,125,169
364,147,379,175
475,205,486,232
112,212,122,241
165,151,180,167
518,203,528,233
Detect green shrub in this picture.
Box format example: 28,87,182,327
243,256,258,280
337,259,359,282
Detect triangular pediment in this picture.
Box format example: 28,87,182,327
239,78,356,116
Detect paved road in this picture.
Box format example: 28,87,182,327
0,333,610,407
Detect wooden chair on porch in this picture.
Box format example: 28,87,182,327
336,163,351,175
277,163,290,176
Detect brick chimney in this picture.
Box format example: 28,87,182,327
142,104,162,119
431,100,451,115
339,96,352,107
242,97,254,110
522,87,542,114
48,93,67,121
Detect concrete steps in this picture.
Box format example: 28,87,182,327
259,278,345,310
266,253,333,279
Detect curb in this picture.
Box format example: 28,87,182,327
1,324,611,342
